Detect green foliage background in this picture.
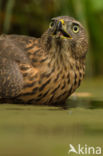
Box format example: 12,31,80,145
0,0,103,76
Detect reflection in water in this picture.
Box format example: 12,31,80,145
0,98,103,110
0,98,103,156
62,99,103,110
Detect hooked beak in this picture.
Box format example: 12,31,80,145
53,19,72,39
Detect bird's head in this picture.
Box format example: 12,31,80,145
42,16,88,60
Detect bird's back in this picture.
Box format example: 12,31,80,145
0,34,42,102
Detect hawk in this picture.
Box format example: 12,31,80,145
0,16,88,105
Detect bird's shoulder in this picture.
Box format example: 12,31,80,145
0,34,40,49
0,34,42,64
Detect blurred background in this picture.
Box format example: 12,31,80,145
0,1,103,156
0,0,103,77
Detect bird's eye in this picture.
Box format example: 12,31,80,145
49,21,55,28
72,24,79,33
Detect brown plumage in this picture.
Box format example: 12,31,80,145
0,16,88,105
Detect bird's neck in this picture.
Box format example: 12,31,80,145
40,33,86,72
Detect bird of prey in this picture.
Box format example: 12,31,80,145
0,16,88,105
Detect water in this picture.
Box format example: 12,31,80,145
0,78,103,156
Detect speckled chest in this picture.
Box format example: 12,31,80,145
17,60,85,105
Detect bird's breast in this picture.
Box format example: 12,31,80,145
15,58,85,105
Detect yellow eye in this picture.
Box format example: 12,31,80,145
73,25,79,33
49,21,55,28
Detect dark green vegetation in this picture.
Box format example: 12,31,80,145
0,0,103,76
0,78,103,156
